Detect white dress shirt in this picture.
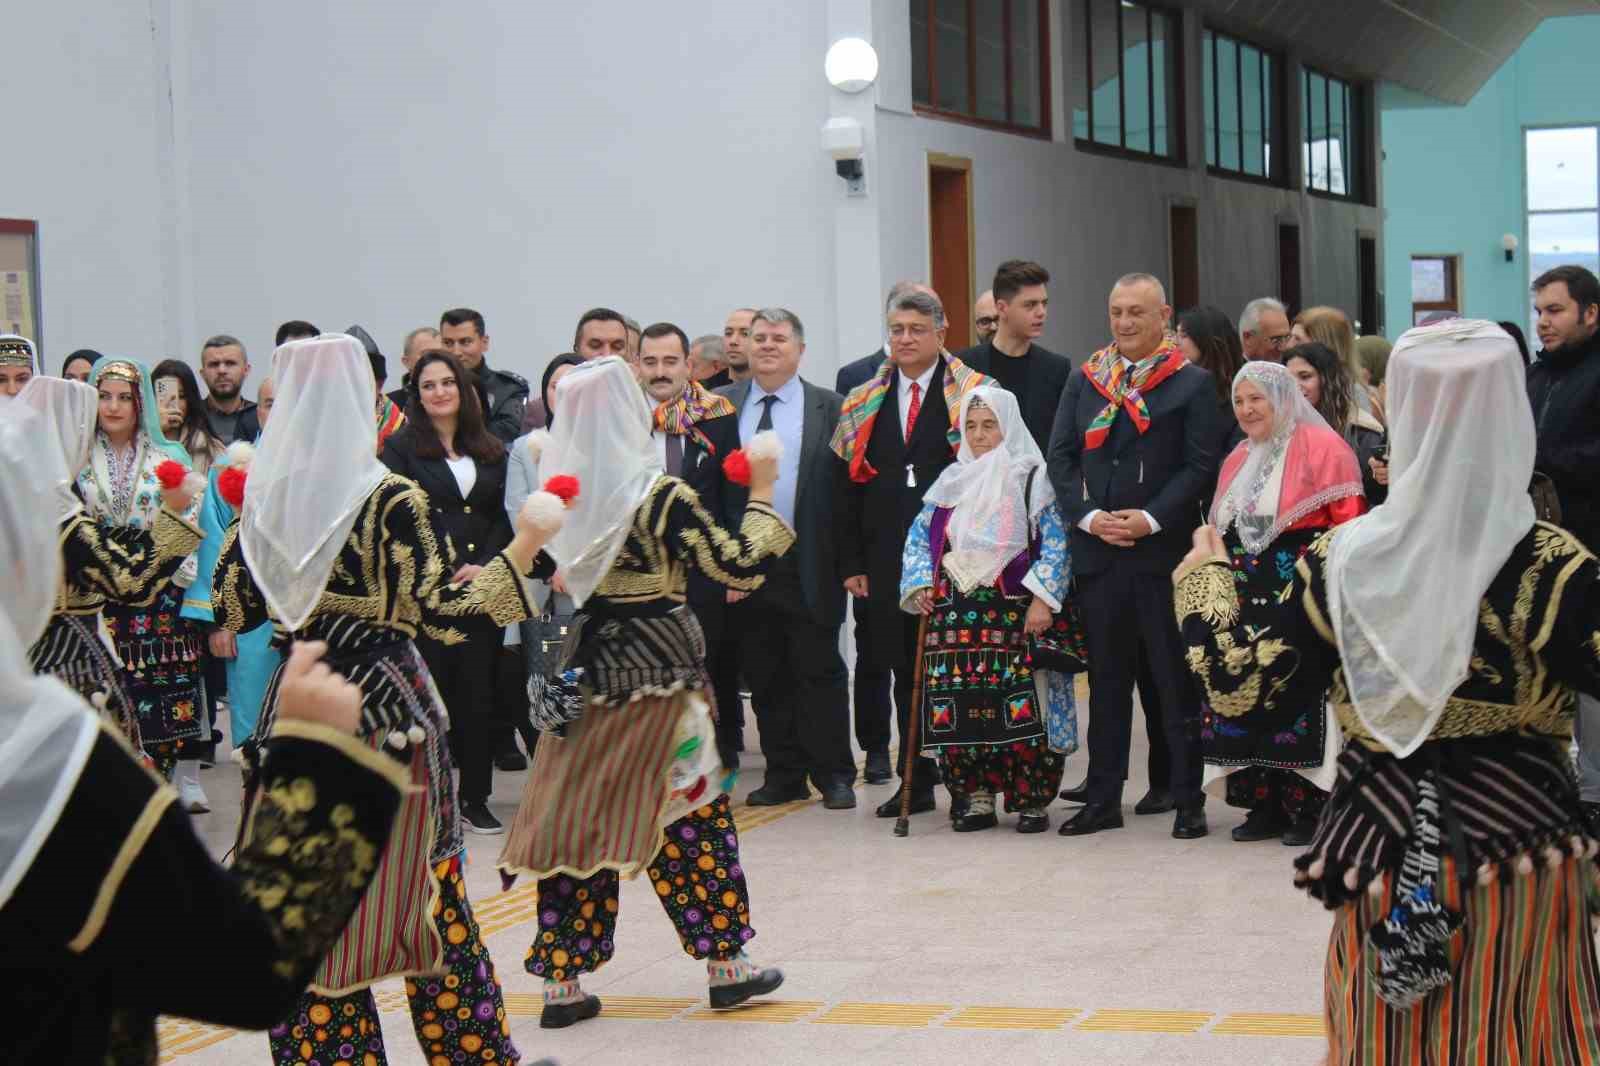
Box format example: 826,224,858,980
897,363,938,439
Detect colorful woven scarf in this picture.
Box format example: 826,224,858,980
829,352,988,483
374,395,406,453
652,380,737,455
1080,335,1187,450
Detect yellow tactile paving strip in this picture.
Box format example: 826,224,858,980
1076,1008,1213,1033
944,1006,1082,1030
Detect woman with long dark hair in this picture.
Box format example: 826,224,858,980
152,359,224,474
381,349,515,833
61,349,101,383
1284,341,1387,504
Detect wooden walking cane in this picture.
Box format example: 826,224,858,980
892,610,932,837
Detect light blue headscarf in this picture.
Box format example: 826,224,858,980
87,355,192,468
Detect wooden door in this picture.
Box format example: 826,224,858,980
1357,234,1380,334
928,154,975,351
1169,204,1199,312
1278,222,1303,318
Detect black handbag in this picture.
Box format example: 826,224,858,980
1530,471,1563,524
1021,467,1090,674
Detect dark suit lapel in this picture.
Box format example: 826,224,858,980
795,380,825,516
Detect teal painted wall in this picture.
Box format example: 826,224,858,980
1380,15,1600,340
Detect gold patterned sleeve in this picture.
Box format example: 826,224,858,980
1174,551,1339,722
382,484,535,629
61,509,202,608
213,520,272,633
425,553,537,627
666,480,795,593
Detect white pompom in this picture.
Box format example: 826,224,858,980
1476,862,1496,886
230,746,247,765
181,471,208,498
520,490,567,537
525,428,551,463
1307,858,1326,880
386,730,408,750
1342,867,1360,892
1366,876,1386,898
89,690,109,711
406,723,426,745
224,440,256,469
745,429,784,464
1545,845,1565,868
1516,853,1535,876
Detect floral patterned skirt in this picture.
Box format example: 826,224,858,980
920,581,1045,752
101,582,204,760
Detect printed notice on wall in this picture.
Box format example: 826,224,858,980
3,269,35,341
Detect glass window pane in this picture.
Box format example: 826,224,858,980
1262,54,1275,178
911,0,930,105
1121,5,1151,153
1328,79,1348,195
1009,0,1042,128
1088,0,1122,146
1217,38,1239,170
1343,82,1359,197
1305,72,1328,190
1241,46,1264,176
1202,31,1216,166
1527,127,1599,210
1411,258,1448,303
1152,10,1176,157
934,0,969,113
1529,211,1600,292
975,3,1006,121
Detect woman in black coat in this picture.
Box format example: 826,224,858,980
380,349,514,833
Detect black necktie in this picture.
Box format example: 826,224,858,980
664,432,685,477
756,394,777,433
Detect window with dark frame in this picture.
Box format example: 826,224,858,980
910,0,1051,136
1303,67,1363,199
1070,0,1182,162
1202,28,1278,182
1410,255,1460,326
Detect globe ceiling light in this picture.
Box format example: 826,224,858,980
825,37,879,94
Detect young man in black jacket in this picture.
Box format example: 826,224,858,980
956,260,1071,451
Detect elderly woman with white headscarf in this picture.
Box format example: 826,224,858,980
898,386,1075,834
16,376,205,753
496,356,795,1028
1176,319,1600,1063
211,333,564,1066
1202,361,1365,848
0,397,412,1066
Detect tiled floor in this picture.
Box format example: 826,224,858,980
167,695,1331,1065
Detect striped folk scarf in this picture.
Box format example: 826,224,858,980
829,352,988,483
374,396,406,453
1080,335,1187,450
653,381,737,455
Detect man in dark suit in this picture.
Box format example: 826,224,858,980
439,307,529,443
638,322,747,769
956,260,1071,451
836,287,990,818
1047,272,1224,840
717,308,855,809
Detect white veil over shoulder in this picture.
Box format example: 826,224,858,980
0,400,100,909
922,386,1054,593
241,334,389,630
1325,319,1536,757
17,376,98,519
537,357,663,608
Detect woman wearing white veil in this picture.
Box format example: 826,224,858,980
898,386,1075,834
17,376,205,752
1201,361,1364,847
212,333,565,1066
0,396,414,1066
497,356,796,1028
1176,319,1600,1062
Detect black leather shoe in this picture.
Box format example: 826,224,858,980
952,810,998,833
1058,782,1090,804
1231,806,1287,842
540,993,601,1029
1172,805,1209,839
1058,802,1124,836
462,802,504,835
1016,810,1050,834
863,750,893,784
875,791,936,818
820,782,857,810
710,966,785,1009
1281,816,1317,848
495,746,528,772
1134,788,1174,815
746,783,808,807
948,793,970,822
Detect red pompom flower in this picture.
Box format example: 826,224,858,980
722,449,752,487
542,474,580,505
218,466,247,509
155,460,187,490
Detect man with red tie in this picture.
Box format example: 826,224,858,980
836,287,990,818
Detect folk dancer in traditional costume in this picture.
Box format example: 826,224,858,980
0,332,36,395
1176,320,1600,1062
497,356,792,1028
77,357,207,779
899,386,1076,833
0,396,412,1066
1202,361,1365,847
213,334,564,1066
17,376,203,755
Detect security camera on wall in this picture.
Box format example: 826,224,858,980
821,117,866,192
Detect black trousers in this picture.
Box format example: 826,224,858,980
1078,566,1202,809
1137,649,1171,789
418,628,498,805
489,643,536,757
735,562,854,790
891,611,939,790
850,595,893,755
692,596,746,757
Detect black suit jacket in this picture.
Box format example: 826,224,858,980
378,426,514,573
955,341,1072,452
838,358,966,665
677,409,745,608
716,377,846,629
836,348,887,396
1046,360,1225,578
